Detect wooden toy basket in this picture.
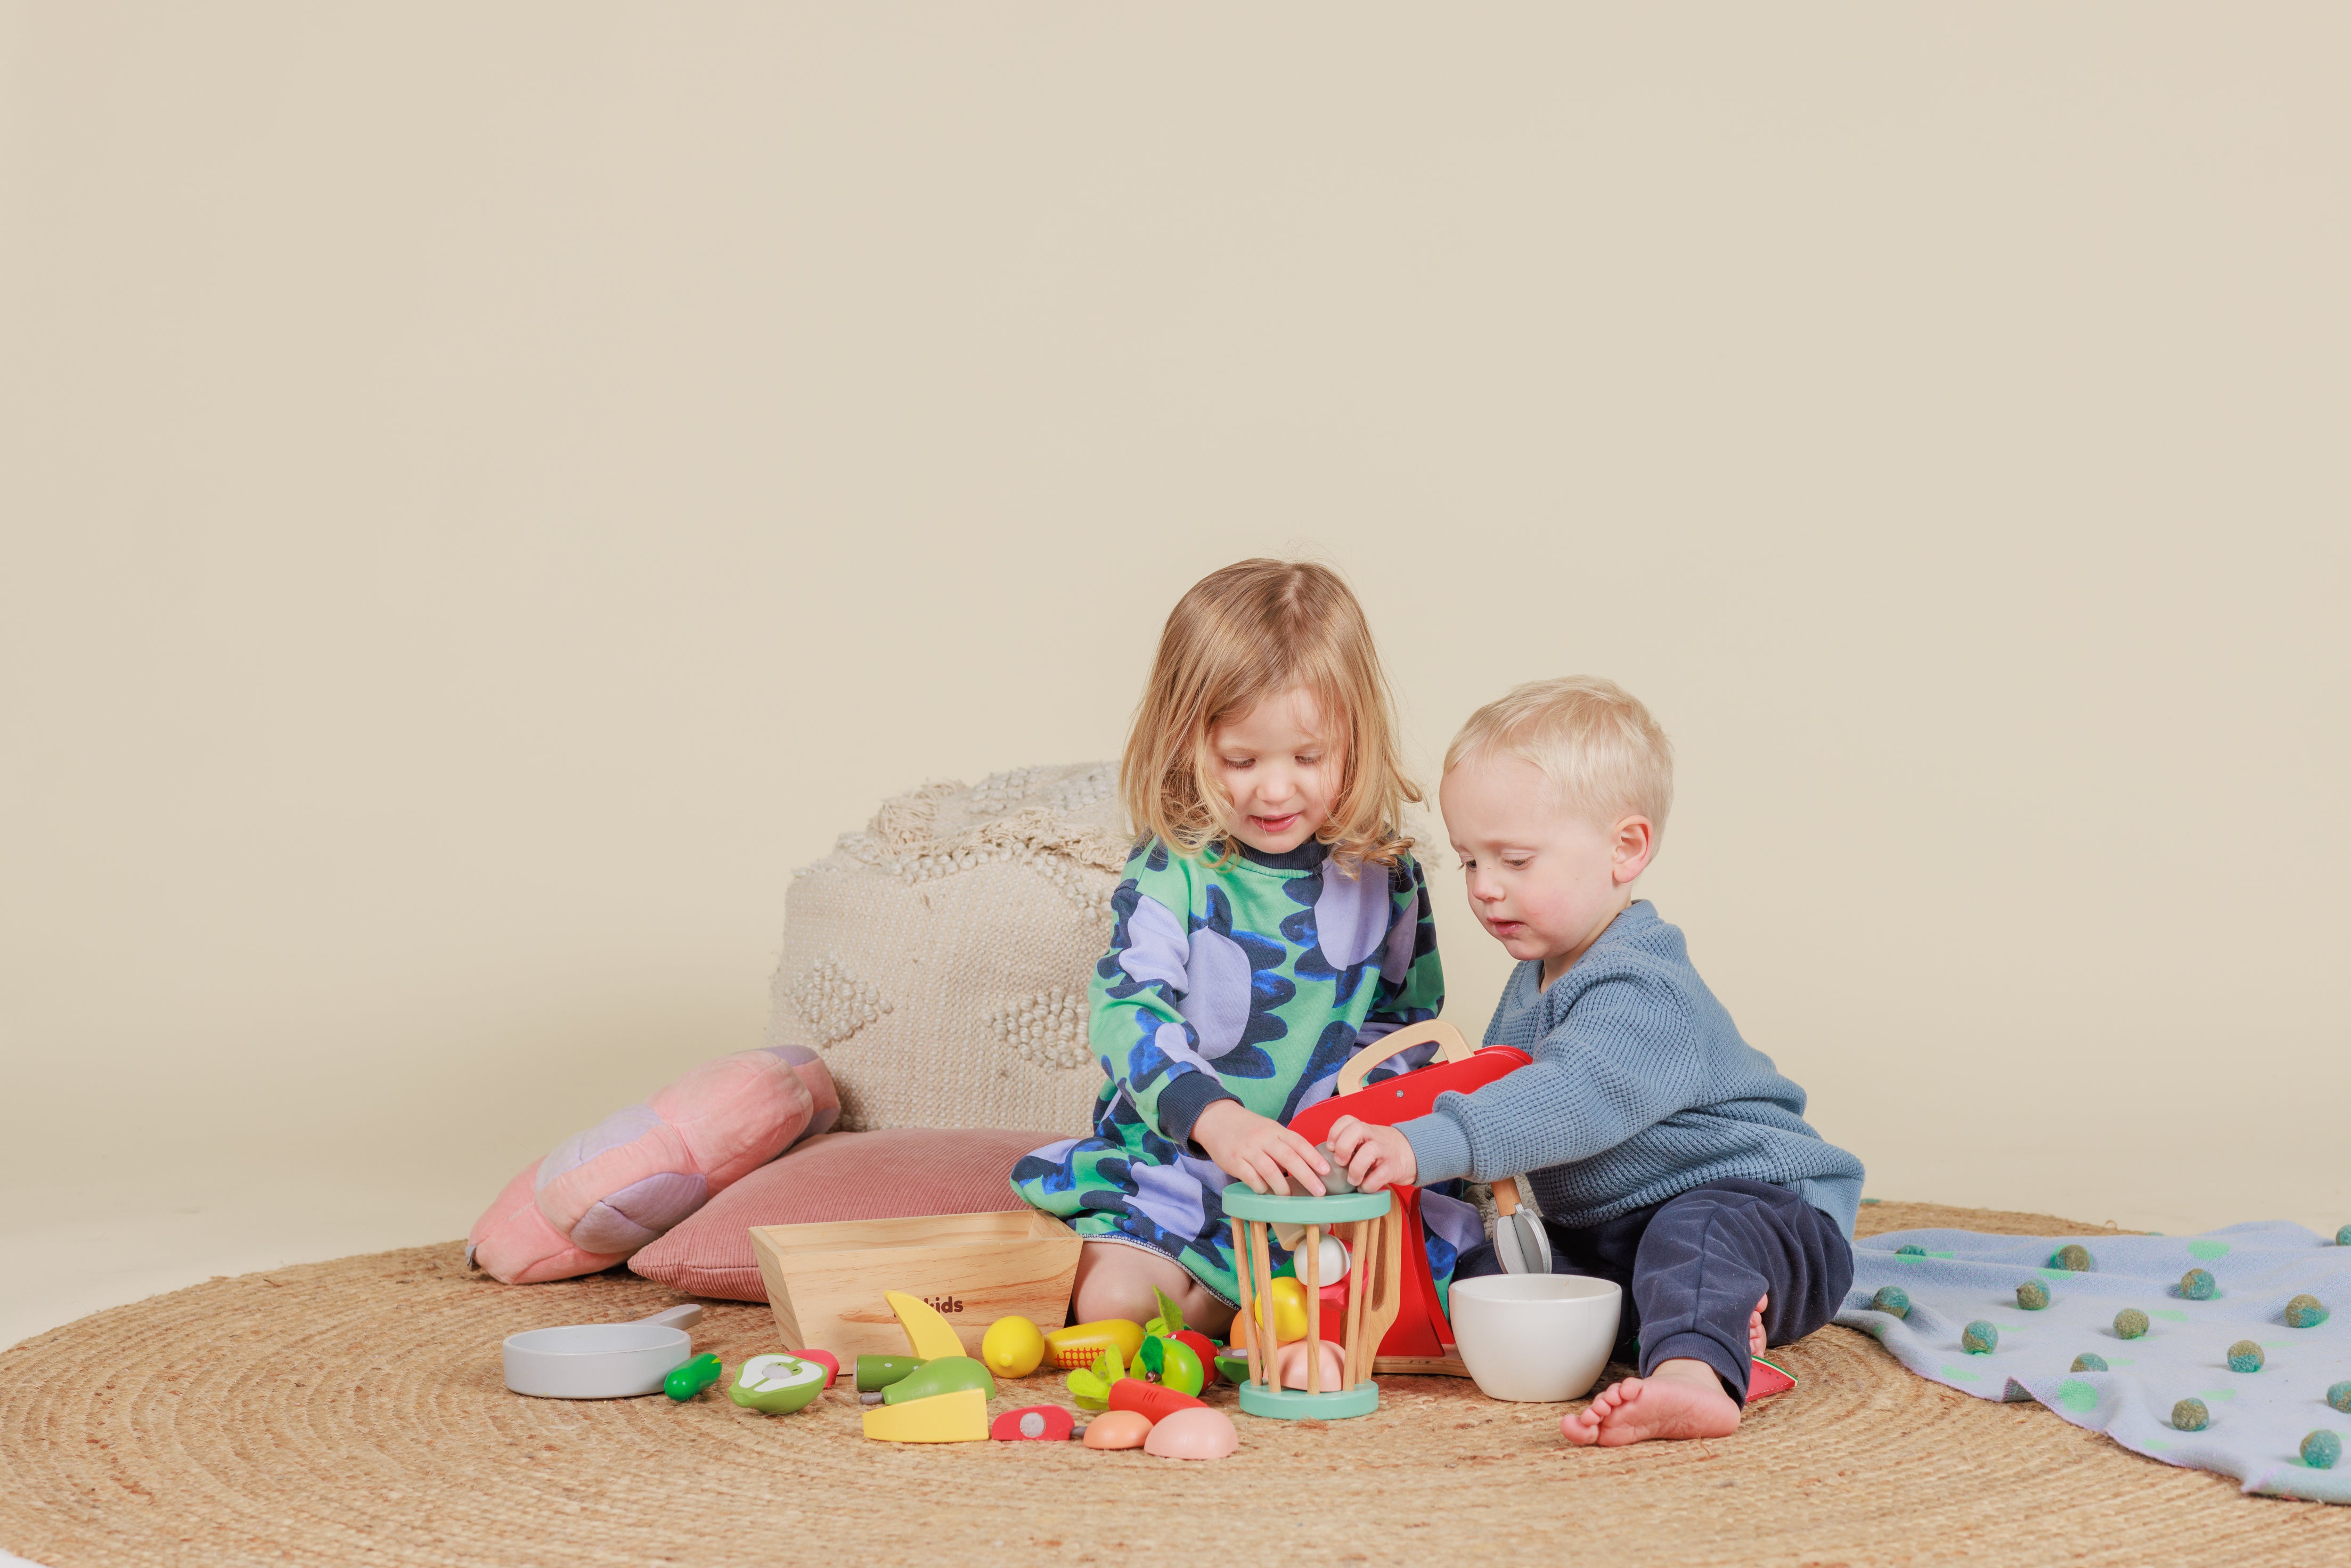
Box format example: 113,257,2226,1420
1226,1185,1402,1420
748,1210,1081,1361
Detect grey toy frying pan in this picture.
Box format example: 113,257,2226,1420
502,1304,703,1398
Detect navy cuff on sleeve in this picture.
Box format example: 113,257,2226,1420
1157,1072,1241,1150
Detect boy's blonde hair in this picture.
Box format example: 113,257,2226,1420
1444,676,1674,832
1123,559,1420,870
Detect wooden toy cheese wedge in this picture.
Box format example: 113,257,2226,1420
861,1386,989,1443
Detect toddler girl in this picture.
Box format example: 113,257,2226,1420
1010,559,1459,1332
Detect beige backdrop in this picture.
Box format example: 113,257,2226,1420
5,3,2346,1345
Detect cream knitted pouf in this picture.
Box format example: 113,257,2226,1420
764,763,1130,1135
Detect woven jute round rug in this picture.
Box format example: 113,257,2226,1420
3,1202,2342,1568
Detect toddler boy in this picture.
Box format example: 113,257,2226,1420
1328,677,1863,1446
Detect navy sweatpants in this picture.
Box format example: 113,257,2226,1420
1453,1178,1853,1405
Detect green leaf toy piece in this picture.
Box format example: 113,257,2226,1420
2015,1281,2050,1311
1871,1286,1910,1319
664,1353,722,1402
2114,1308,2150,1340
854,1354,925,1392
728,1354,829,1416
2304,1431,2342,1470
1961,1320,1998,1355
2285,1294,2329,1328
2070,1353,2108,1373
1066,1345,1126,1412
882,1355,998,1406
2226,1339,2264,1374
1214,1353,1251,1387
2051,1244,2094,1272
2179,1269,2217,1301
1144,1286,1185,1342
2172,1398,2209,1432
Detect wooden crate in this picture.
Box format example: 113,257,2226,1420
748,1210,1081,1360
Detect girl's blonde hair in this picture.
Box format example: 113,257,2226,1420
1122,559,1420,870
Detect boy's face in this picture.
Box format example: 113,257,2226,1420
1440,753,1654,981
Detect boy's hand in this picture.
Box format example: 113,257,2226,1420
1326,1116,1416,1193
1193,1100,1330,1196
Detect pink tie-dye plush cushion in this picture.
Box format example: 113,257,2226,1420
466,1045,840,1285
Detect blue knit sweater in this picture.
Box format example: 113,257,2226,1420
1397,902,1865,1237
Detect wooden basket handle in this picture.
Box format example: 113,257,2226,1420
1335,1019,1474,1098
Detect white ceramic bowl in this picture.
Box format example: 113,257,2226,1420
1448,1274,1622,1402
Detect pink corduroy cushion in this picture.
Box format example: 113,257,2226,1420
466,1045,840,1285
626,1128,1057,1301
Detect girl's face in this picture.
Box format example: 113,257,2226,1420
1209,685,1341,856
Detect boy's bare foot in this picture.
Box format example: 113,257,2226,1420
1561,1359,1742,1447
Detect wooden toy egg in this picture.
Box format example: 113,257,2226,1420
1144,1407,1239,1460
1082,1409,1152,1450
1275,1337,1346,1392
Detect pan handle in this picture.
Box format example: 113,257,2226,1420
1335,1019,1474,1097
634,1304,704,1330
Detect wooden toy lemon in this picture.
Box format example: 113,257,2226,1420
982,1314,1047,1378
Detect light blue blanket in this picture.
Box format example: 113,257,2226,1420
1838,1221,2350,1502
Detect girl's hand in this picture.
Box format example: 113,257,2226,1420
1327,1116,1417,1193
1193,1100,1330,1196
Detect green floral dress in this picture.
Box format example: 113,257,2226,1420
1010,835,1462,1305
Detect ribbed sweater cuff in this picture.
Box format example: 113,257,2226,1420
1398,1113,1473,1186
1157,1072,1240,1150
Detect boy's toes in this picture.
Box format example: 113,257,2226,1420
1561,1381,1635,1448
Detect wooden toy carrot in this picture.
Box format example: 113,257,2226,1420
1107,1378,1206,1424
